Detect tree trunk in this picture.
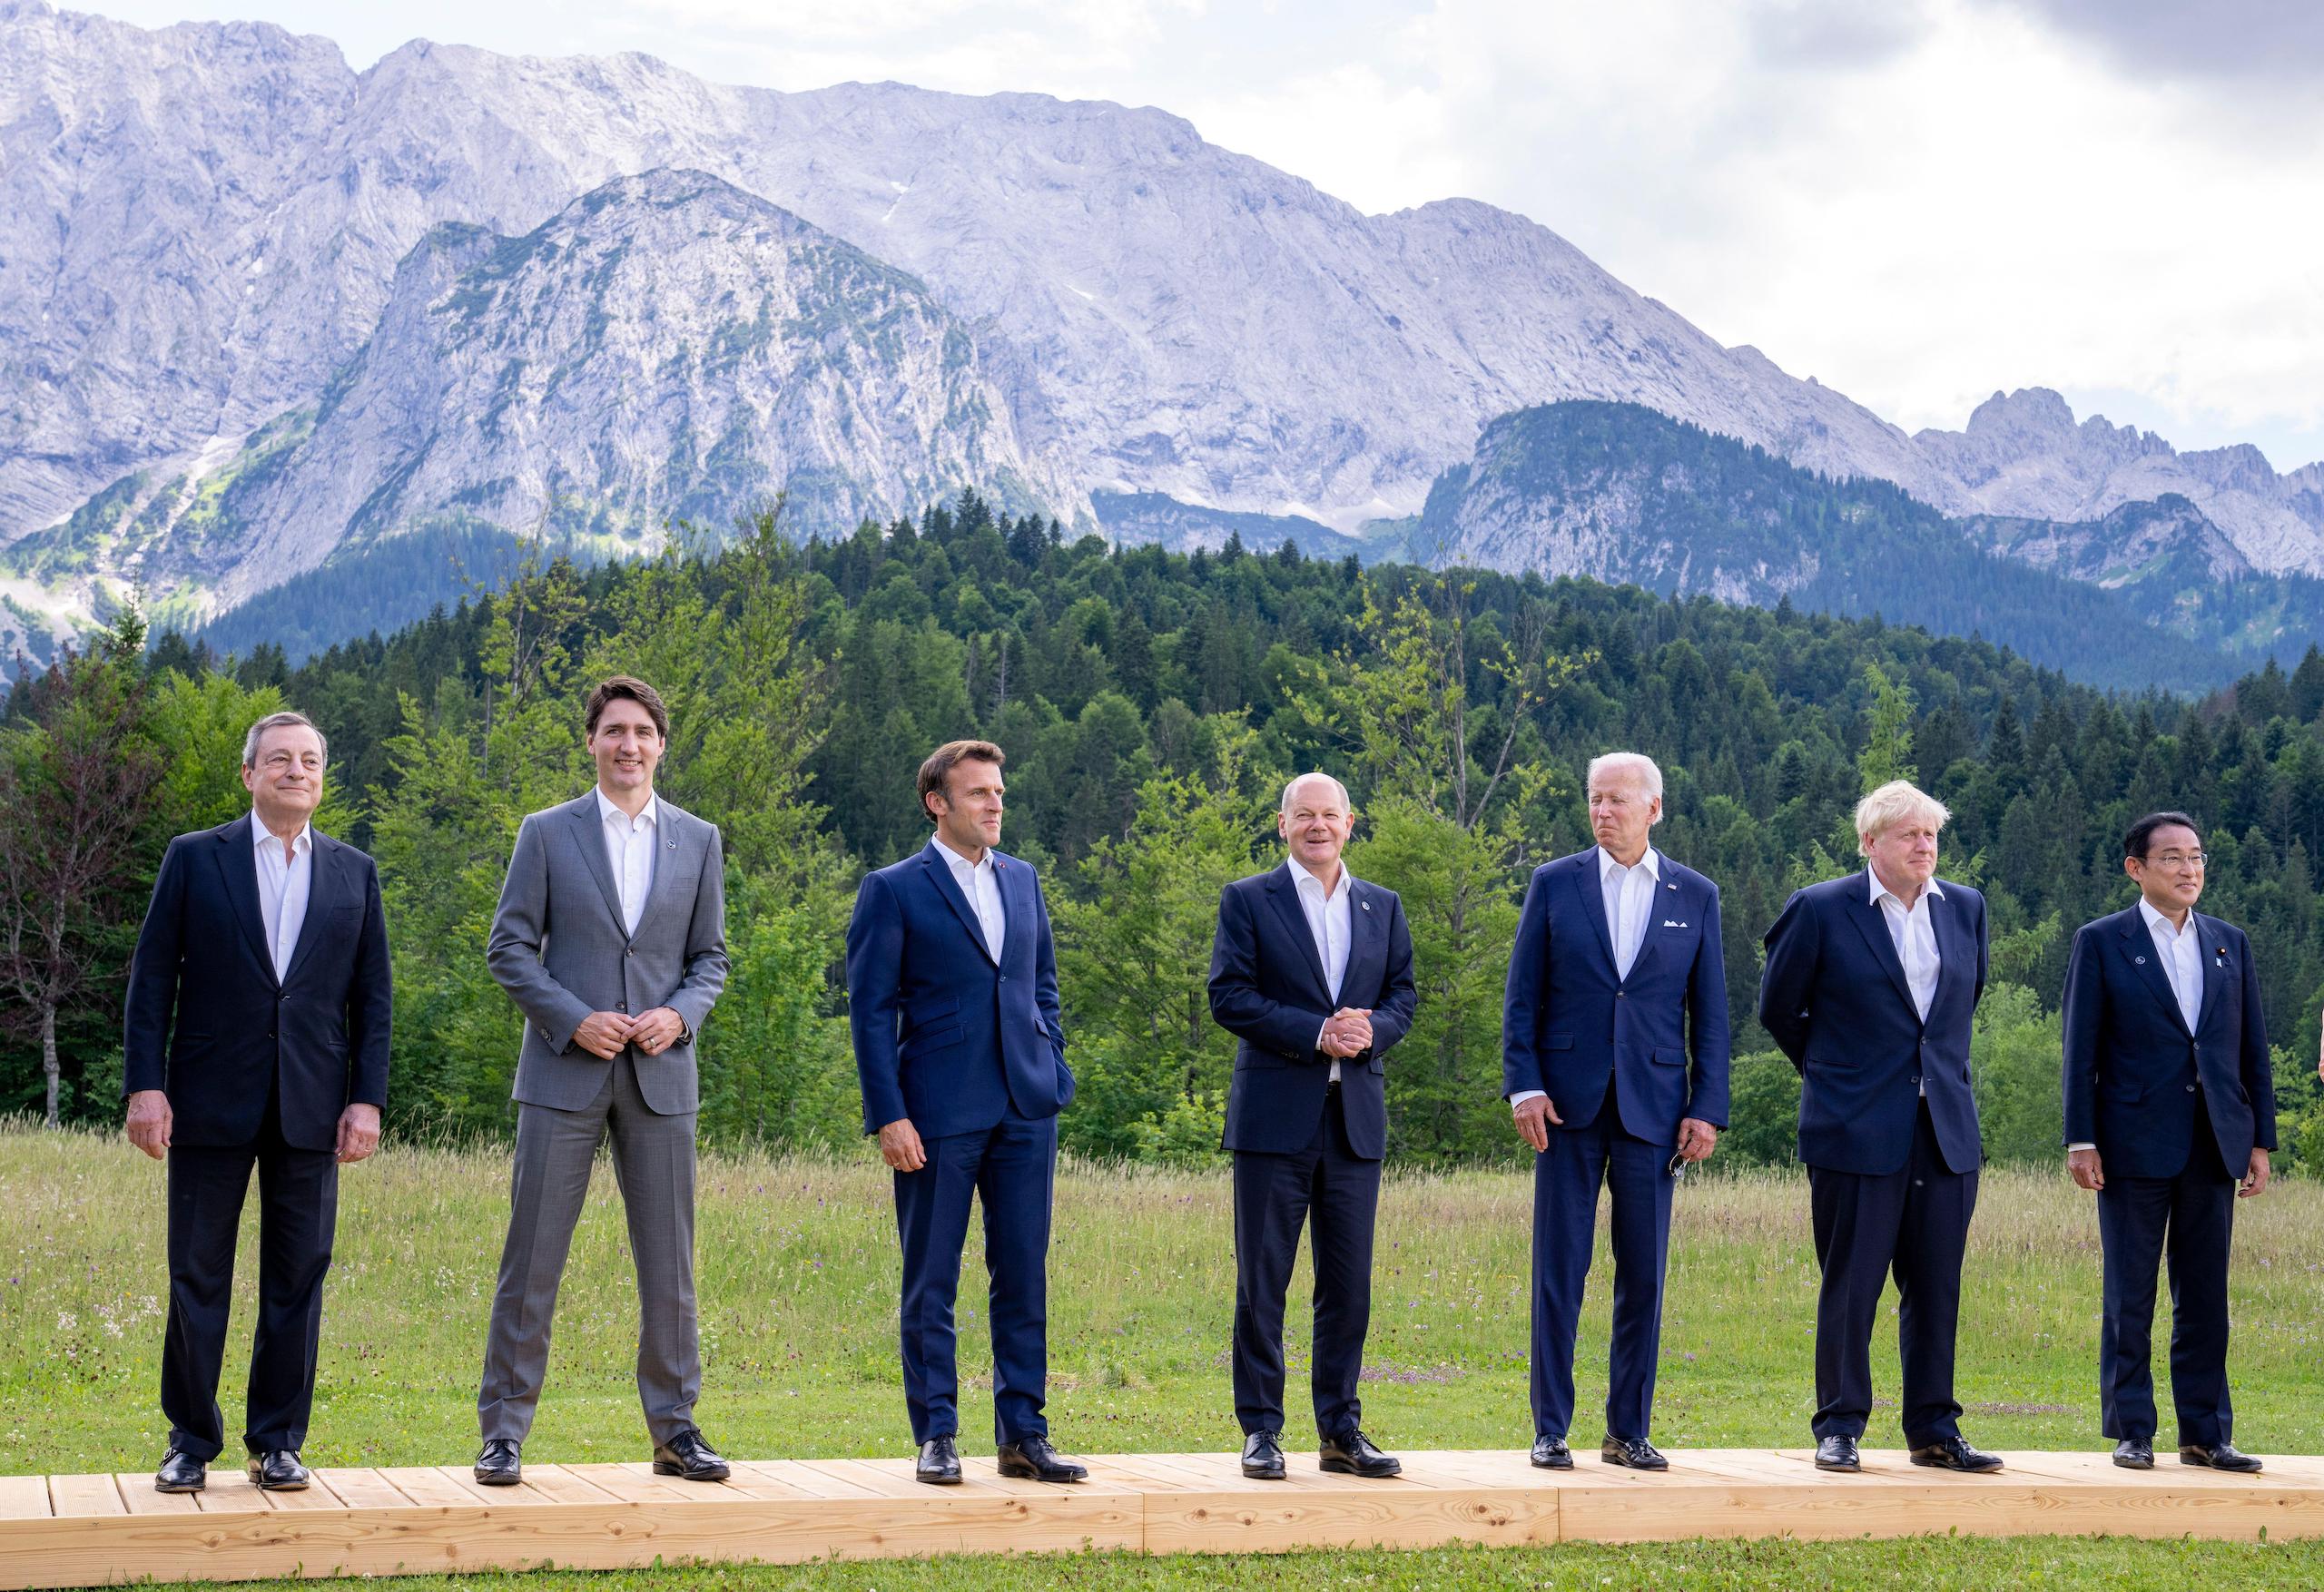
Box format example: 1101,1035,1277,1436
41,999,59,1128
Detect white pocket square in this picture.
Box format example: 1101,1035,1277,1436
1664,919,1686,928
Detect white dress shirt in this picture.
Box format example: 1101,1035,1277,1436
1870,865,1943,1099
2068,899,2206,1155
1288,855,1354,1083
1512,846,1660,1112
252,817,313,983
596,787,659,937
2140,898,2204,1034
932,832,1006,961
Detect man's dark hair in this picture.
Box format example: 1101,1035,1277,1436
2124,811,2202,860
584,676,671,742
918,739,1005,824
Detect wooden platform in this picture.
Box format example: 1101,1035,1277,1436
5,1448,2323,1587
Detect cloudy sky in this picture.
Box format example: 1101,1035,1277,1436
95,0,2324,469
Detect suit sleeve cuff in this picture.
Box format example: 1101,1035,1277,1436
1511,1089,1546,1109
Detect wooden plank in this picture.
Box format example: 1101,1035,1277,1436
0,1476,50,1520
374,1466,475,1508
115,1475,202,1516
314,1468,419,1510
750,1459,890,1499
261,1469,349,1511
191,1467,277,1514
45,1475,123,1518
519,1464,624,1507
2,1446,2322,1592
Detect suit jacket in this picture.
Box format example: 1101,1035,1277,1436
1501,847,1731,1142
2062,906,2276,1180
1207,861,1418,1160
123,815,392,1152
847,839,1074,1140
487,791,728,1116
1758,871,1987,1176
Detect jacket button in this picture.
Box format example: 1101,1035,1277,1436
2186,1084,2197,1093
625,948,634,958
616,1002,627,1013
1910,1076,1921,1086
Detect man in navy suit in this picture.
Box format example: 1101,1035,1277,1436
1208,772,1417,1480
123,712,391,1495
1502,752,1728,1471
2063,811,2276,1473
847,740,1084,1487
1758,780,2000,1475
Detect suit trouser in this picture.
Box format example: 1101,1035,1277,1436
161,1086,340,1460
478,1052,700,1446
1807,1099,1976,1446
1530,1109,1676,1442
2097,1111,2235,1446
893,1105,1058,1446
1231,1083,1383,1439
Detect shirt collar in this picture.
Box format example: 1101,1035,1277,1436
1599,845,1660,885
2139,898,2195,941
1867,864,1944,909
252,817,313,857
931,832,991,873
596,787,658,830
1286,854,1352,900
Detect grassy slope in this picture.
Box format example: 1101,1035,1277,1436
7,1126,2324,1586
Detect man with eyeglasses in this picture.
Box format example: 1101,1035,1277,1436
2063,811,2277,1473
1502,752,1728,1473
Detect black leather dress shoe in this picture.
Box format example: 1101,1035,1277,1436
1601,1436,1669,1470
916,1435,962,1485
2112,1438,2154,1469
1241,1430,1286,1480
1530,1435,1573,1470
474,1439,522,1486
1813,1435,1861,1472
652,1429,732,1482
2181,1441,2263,1473
1910,1435,2003,1473
997,1435,1088,1483
1318,1429,1402,1478
246,1450,309,1490
154,1448,206,1493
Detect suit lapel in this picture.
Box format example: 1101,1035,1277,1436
920,844,998,966
1620,861,1686,985
1843,883,1917,1016
278,834,339,987
1341,876,1384,1000
1264,864,1333,1003
212,817,275,984
626,806,687,942
993,852,1024,967
1571,851,1619,976
2193,913,2228,1033
2121,912,2193,1037
566,795,629,932
1926,885,1965,1011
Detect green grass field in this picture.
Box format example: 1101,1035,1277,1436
7,1123,2324,1587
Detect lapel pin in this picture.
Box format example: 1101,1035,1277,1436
1362,900,1372,911
2134,955,2147,965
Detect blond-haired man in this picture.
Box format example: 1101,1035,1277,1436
1758,781,1997,1476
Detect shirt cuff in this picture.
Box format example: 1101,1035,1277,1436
1511,1089,1546,1110
2065,1143,2095,1153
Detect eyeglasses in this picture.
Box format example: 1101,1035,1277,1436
2142,851,2207,870
1668,1152,1689,1180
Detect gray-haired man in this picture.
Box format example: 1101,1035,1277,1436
474,676,730,1485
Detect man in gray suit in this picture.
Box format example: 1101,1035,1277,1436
473,676,730,1486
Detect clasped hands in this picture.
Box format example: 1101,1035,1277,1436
573,1007,685,1059
1319,1007,1373,1059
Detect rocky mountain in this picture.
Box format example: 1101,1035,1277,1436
5,170,1063,613
1916,389,2324,575
1413,401,2324,688
2,1,2315,653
